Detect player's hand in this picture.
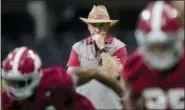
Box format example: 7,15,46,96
92,34,105,50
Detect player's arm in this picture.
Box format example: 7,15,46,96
121,77,146,109
123,86,146,110
121,54,147,110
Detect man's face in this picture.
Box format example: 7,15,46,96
88,23,110,36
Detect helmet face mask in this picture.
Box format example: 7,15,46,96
141,46,181,71
148,43,170,53
2,70,42,100
6,79,32,89
144,32,178,53
137,30,183,71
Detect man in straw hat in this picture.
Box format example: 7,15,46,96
67,5,127,109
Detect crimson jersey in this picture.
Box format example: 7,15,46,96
1,66,95,110
123,49,185,110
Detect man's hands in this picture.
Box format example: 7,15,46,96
71,54,125,97
100,53,122,80
94,57,125,97
92,34,105,50
72,67,97,86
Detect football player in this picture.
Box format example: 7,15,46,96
122,1,184,110
1,46,123,110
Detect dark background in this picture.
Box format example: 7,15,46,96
1,0,158,68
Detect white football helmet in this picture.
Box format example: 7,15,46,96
135,1,184,71
2,47,42,100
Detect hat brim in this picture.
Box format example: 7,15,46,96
79,17,119,27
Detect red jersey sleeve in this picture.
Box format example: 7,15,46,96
67,48,80,67
113,47,128,66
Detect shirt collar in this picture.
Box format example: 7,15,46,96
86,34,114,45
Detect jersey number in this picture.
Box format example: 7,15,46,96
143,88,184,109
46,106,56,110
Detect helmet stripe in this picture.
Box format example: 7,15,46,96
12,47,27,74
151,1,164,31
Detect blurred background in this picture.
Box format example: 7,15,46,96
1,0,163,68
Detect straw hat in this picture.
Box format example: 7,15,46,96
79,5,119,27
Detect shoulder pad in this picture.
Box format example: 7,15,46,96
123,49,144,82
